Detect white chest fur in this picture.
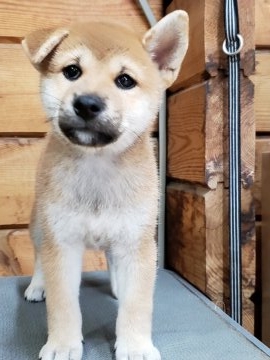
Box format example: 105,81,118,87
42,149,157,250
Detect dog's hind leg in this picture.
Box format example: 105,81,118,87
24,207,46,302
24,251,45,302
106,250,119,299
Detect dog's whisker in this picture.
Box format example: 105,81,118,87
40,91,62,104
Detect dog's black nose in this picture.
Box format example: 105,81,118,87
73,95,105,120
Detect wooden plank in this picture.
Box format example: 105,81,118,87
0,0,161,38
167,0,208,91
167,78,224,189
261,152,270,346
240,76,255,188
0,94,48,134
254,137,270,215
241,187,256,335
250,51,270,132
166,182,256,333
166,183,207,293
168,74,254,189
0,44,48,133
166,183,224,298
167,84,207,185
167,0,255,91
255,0,270,47
0,45,39,95
0,230,22,276
255,221,262,339
0,229,107,276
0,138,45,225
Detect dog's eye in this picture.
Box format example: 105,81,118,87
115,73,136,90
62,65,82,81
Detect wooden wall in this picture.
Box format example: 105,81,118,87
251,0,270,341
165,0,257,335
0,0,162,276
261,153,270,346
251,0,270,257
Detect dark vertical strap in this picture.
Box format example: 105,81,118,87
223,0,244,324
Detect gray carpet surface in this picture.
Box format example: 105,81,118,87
0,270,269,359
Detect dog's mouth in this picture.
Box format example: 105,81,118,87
59,123,120,147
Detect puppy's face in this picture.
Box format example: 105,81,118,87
22,11,189,151
40,23,162,149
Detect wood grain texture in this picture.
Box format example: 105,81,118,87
167,0,255,91
168,74,254,189
241,187,256,334
167,84,206,185
0,229,107,276
166,183,256,333
254,137,270,215
250,51,270,132
166,183,225,299
261,152,270,345
0,44,48,133
0,45,39,95
0,138,45,225
167,78,224,189
0,0,161,38
166,183,207,293
240,76,255,188
255,0,270,47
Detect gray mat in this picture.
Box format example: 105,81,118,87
0,270,269,359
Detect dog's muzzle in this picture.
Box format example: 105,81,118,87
59,94,120,147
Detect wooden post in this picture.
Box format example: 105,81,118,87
261,153,270,346
166,0,256,334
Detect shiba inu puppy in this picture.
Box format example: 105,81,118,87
22,10,188,360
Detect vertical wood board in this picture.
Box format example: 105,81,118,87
166,184,207,293
254,137,270,215
261,152,270,345
241,187,257,334
167,78,224,189
250,51,270,132
255,0,270,47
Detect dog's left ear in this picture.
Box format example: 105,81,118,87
142,10,189,89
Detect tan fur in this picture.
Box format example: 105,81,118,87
22,11,189,360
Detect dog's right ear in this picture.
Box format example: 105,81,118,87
22,28,69,70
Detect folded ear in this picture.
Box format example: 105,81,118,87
22,27,69,69
142,10,189,89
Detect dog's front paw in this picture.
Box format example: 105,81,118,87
39,340,83,360
115,341,161,360
24,283,46,302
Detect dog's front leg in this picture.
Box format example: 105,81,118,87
39,240,84,360
114,231,161,360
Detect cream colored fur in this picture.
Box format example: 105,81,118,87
22,11,189,360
